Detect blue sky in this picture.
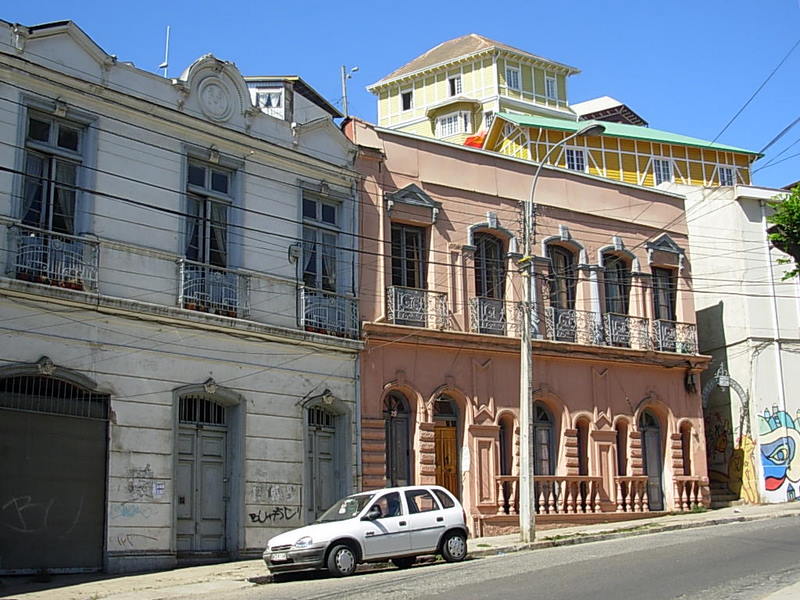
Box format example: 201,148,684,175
6,1,800,189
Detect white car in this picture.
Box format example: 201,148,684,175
262,485,468,577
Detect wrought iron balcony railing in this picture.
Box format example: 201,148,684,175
9,224,99,292
386,286,449,330
652,319,697,354
300,287,359,339
604,312,652,350
469,297,522,336
544,307,604,345
178,259,250,319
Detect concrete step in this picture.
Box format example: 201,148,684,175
711,498,746,509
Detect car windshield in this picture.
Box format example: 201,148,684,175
316,493,375,523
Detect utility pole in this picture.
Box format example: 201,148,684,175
518,122,606,543
340,65,359,118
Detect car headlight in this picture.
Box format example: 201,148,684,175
294,536,313,548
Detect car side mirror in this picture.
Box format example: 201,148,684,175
362,506,381,521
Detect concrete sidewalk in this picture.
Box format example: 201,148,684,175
3,503,799,599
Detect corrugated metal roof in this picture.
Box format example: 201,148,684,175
370,34,579,89
496,113,761,156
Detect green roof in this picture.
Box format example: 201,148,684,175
496,113,761,157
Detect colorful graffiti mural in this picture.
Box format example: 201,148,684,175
758,407,800,502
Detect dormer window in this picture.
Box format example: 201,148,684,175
253,87,284,119
506,67,521,91
401,90,413,112
545,75,557,101
436,111,472,138
448,75,462,97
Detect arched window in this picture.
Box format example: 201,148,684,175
384,392,410,487
533,403,555,476
616,419,629,476
602,253,631,315
547,245,577,310
680,422,693,476
576,418,590,476
498,413,515,476
474,233,505,299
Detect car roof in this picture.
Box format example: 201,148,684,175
350,485,454,496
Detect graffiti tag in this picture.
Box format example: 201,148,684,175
248,506,301,524
126,465,154,500
110,503,152,520
1,495,83,535
114,533,158,548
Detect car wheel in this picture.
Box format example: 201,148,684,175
440,531,467,562
391,556,416,569
327,544,357,577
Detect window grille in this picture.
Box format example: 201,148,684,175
0,375,109,420
308,406,334,428
179,395,226,425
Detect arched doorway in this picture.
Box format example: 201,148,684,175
533,403,555,476
0,369,109,572
384,392,410,487
639,410,664,510
433,395,459,498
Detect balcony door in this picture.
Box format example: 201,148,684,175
652,267,677,351
390,224,426,326
603,253,632,347
547,245,577,342
474,233,507,334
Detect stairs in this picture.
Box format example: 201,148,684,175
709,481,745,509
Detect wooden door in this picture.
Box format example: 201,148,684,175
434,424,459,498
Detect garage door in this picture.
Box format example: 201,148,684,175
0,375,109,573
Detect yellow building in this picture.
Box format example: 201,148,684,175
367,33,579,144
485,113,759,187
369,34,761,187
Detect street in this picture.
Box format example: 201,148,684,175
213,517,800,600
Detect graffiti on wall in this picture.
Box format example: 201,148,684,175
248,506,301,524
758,406,800,502
704,411,758,502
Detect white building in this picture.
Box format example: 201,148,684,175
682,184,800,506
0,20,361,573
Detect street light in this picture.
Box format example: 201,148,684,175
518,121,606,542
340,65,359,118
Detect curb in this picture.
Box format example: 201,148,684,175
467,511,800,559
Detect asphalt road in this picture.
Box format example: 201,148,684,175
221,517,800,600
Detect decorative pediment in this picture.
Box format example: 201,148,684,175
175,54,252,128
645,234,685,270
385,184,441,223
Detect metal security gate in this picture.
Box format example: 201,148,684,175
0,375,108,573
176,396,228,555
307,407,337,520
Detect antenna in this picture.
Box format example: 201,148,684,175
158,25,170,77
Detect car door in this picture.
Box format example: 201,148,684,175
359,491,411,559
404,488,446,553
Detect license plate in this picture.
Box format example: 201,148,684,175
271,552,288,562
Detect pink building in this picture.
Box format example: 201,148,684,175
344,118,711,536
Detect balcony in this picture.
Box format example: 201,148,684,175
542,307,697,355
604,313,651,350
386,286,449,329
544,307,604,345
9,224,99,291
178,259,250,318
653,319,698,354
300,287,359,339
469,297,522,336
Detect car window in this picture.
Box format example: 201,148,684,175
433,489,455,508
316,493,374,522
371,492,403,519
405,489,440,514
